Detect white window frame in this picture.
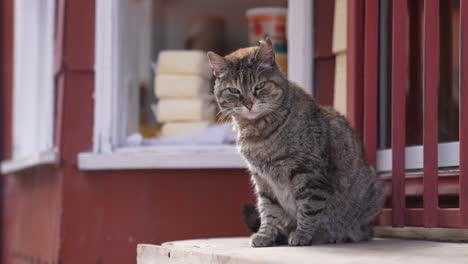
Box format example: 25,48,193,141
376,142,460,172
78,0,314,170
1,0,57,174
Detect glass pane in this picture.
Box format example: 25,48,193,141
438,0,460,143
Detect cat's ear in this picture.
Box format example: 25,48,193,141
207,51,229,78
258,37,275,64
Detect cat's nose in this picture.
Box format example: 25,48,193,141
244,103,253,110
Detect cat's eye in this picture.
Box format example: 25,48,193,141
254,82,266,93
227,88,240,94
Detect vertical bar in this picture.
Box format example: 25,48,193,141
347,0,365,136
423,0,439,227
391,0,408,227
364,0,379,167
460,0,468,228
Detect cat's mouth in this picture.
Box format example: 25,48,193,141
240,111,262,120
231,105,265,120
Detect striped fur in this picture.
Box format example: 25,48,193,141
208,39,384,247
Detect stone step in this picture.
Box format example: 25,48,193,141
137,237,468,264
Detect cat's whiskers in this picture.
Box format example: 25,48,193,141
216,106,249,123
256,103,282,119
216,108,232,118
215,108,234,123
216,113,232,124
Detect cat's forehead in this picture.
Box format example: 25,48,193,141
226,47,259,65
214,46,274,84
226,47,257,59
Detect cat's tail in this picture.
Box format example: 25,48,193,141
242,203,260,233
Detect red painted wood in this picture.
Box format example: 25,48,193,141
406,208,423,226
381,172,460,197
1,0,13,160
61,168,253,264
313,0,335,58
363,0,379,167
391,0,408,227
378,208,461,228
64,0,96,70
6,169,62,264
314,58,335,106
313,0,335,106
437,208,462,228
347,0,364,136
422,0,440,227
377,209,393,226
460,0,468,228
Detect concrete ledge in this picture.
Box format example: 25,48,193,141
137,237,468,264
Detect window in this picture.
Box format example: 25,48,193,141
1,0,56,174
376,0,460,171
79,0,313,170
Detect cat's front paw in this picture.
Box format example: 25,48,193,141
249,233,275,247
288,231,313,246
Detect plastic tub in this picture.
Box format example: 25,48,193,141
246,7,288,74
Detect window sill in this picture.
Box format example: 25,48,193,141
78,145,247,170
1,150,57,174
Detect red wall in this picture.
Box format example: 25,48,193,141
60,169,252,264
314,0,336,106
1,1,253,264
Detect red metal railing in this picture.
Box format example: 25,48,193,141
350,0,468,229
422,0,439,228
363,0,378,169
390,0,408,227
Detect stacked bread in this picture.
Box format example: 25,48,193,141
154,50,215,137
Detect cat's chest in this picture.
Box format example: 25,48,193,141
267,177,297,217
239,141,279,168
239,141,298,216
242,146,297,216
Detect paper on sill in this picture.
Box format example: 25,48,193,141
126,124,235,146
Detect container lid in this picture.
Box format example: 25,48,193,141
246,7,288,17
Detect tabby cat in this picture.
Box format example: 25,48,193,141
207,38,384,247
